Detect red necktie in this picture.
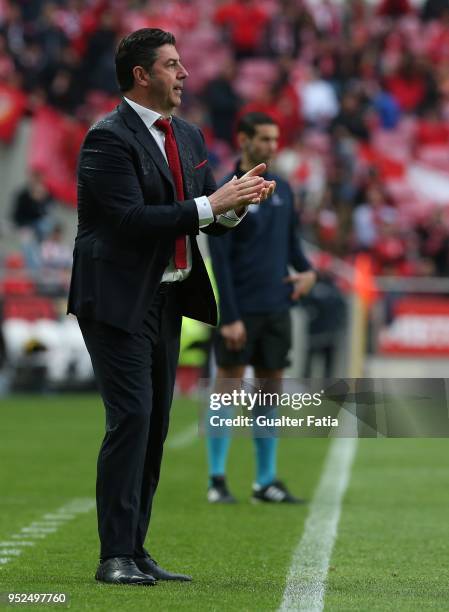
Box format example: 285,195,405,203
154,118,187,269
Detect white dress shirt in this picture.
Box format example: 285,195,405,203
123,97,246,282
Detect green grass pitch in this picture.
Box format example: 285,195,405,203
1,394,449,610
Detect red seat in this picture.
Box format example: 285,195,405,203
3,296,57,321
2,278,35,296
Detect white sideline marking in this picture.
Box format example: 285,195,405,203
0,542,34,547
11,533,46,539
167,422,198,449
279,423,358,611
59,499,95,513
30,522,66,528
43,513,75,521
0,498,95,569
21,527,57,534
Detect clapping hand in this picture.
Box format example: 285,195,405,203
240,166,276,204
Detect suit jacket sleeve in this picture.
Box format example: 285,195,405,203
79,128,199,240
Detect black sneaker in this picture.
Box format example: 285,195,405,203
207,476,237,503
251,480,305,504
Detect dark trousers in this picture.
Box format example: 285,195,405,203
78,284,182,559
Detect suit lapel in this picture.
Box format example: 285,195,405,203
172,118,195,199
118,100,175,193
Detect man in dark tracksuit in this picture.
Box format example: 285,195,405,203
207,112,316,503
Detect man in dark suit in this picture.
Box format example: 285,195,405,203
67,28,274,585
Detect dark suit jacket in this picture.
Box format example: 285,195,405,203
67,100,226,333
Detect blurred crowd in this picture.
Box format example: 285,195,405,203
2,0,449,278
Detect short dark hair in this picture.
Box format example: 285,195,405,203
115,28,176,92
236,112,277,137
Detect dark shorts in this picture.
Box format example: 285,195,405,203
214,311,291,370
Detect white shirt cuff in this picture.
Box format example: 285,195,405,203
195,196,214,227
217,207,248,228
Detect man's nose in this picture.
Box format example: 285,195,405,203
180,64,189,78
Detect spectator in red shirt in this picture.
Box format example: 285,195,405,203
214,0,269,59
269,58,302,146
377,0,413,17
237,67,301,150
427,8,449,65
416,104,449,146
373,221,407,275
385,53,432,112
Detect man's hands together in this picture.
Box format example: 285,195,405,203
208,163,276,216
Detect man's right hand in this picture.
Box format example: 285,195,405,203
220,320,247,351
208,163,267,216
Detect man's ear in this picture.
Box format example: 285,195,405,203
132,65,150,87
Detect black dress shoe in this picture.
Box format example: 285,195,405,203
135,553,192,581
95,557,157,585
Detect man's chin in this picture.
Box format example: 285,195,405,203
163,101,179,115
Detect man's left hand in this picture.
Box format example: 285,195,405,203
241,167,276,205
284,270,317,301
235,178,276,216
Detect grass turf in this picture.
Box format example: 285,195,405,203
0,394,448,610
0,394,326,611
325,438,449,611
